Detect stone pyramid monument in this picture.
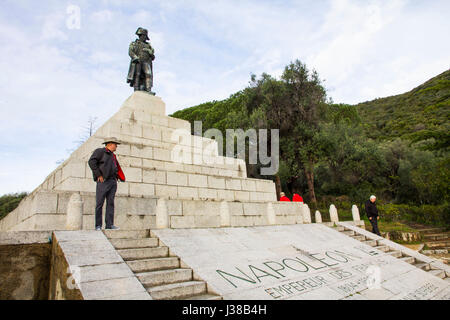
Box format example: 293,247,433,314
0,92,306,232
2,92,449,300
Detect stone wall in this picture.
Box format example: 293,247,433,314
0,231,52,300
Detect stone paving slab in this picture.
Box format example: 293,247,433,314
153,224,450,300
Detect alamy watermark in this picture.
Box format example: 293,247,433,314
366,265,381,290
66,4,81,30
170,121,279,175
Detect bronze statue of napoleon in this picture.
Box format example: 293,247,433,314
127,27,155,95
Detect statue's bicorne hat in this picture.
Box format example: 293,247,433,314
136,27,149,40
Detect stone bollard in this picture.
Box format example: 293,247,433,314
66,192,83,230
302,204,312,224
156,198,169,229
352,205,361,221
267,202,276,225
329,204,339,223
220,201,231,227
315,210,322,223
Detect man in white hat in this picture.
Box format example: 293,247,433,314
88,138,126,230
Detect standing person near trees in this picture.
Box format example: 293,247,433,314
365,195,381,236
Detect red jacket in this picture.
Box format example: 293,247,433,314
280,196,291,202
292,194,303,202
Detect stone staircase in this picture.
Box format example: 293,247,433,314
417,226,450,259
332,225,450,283
104,229,222,300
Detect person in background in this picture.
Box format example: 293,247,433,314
292,193,303,203
279,192,291,202
365,195,381,236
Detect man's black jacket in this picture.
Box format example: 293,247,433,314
364,200,379,219
88,147,120,182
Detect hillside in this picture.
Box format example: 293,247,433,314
356,69,450,151
172,70,450,152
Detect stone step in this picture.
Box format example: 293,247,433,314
109,237,159,249
137,268,193,287
445,277,450,283
416,227,446,234
147,280,206,300
387,250,402,258
428,269,445,279
423,233,450,241
342,230,355,236
413,262,430,271
104,229,150,239
334,226,345,232
181,294,223,300
374,245,389,252
399,256,415,264
424,240,450,249
351,235,366,241
127,257,180,273
362,240,377,247
118,247,169,260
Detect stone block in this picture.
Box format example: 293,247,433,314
142,159,165,171
115,144,131,157
249,192,266,202
276,215,298,225
230,216,255,227
80,277,147,300
255,180,275,193
116,182,129,196
182,200,221,216
228,202,244,216
168,117,191,131
124,167,142,183
117,156,142,167
217,189,235,201
243,203,266,216
155,185,178,198
208,176,225,189
62,160,86,180
234,191,250,202
142,125,162,141
177,186,198,199
143,169,166,184
151,115,169,127
198,188,218,200
225,178,241,191
167,172,188,186
120,122,142,137
164,162,185,172
241,180,256,191
153,148,171,162
120,91,165,115
194,215,220,228
188,174,208,188
129,183,155,197
78,262,134,283
171,216,196,229
166,200,182,215
130,145,153,159
32,192,58,214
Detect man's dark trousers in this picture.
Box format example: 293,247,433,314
369,218,381,236
95,178,117,229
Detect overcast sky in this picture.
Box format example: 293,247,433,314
0,0,449,195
